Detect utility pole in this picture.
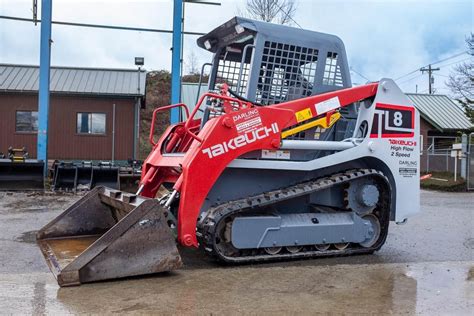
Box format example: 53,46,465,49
37,0,52,178
420,64,440,94
170,0,183,124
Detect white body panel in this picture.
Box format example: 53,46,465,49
228,79,420,222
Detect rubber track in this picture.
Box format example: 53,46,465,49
197,169,391,263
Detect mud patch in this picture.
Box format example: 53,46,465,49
463,238,474,250
113,303,148,313
468,267,474,281
18,208,49,213
15,230,38,243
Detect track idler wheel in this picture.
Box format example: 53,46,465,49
334,243,350,250
315,244,330,251
286,246,302,253
264,247,282,255
359,214,381,248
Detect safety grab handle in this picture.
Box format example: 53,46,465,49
184,92,247,143
149,103,190,146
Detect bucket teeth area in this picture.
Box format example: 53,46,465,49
37,186,182,286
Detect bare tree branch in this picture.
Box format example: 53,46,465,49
239,0,297,25
184,51,199,75
446,33,474,123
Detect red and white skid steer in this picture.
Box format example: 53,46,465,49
37,17,420,286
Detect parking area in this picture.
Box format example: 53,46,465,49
0,190,472,314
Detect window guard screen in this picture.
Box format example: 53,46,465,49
323,52,343,87
256,41,319,105
216,59,250,96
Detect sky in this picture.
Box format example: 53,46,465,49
0,0,472,95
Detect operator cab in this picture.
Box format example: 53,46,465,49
196,17,355,147
197,16,352,105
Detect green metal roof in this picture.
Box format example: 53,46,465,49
0,63,146,97
406,93,472,131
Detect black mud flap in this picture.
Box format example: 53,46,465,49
36,186,182,286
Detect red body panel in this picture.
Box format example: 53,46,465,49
140,83,379,247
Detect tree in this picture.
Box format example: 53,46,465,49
185,51,199,75
447,34,474,123
239,0,297,25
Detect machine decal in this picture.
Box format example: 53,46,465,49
388,138,418,178
202,123,279,159
314,96,341,115
261,149,291,160
370,103,414,138
295,108,313,122
399,167,417,177
233,109,263,134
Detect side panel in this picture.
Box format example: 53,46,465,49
227,79,420,222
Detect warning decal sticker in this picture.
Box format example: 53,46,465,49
295,108,312,123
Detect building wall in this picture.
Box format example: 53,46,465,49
0,93,136,160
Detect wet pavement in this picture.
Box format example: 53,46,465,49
0,190,473,315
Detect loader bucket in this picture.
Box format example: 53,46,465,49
0,159,44,190
76,164,93,190
36,186,182,286
53,163,77,191
90,166,119,189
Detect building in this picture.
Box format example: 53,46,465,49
0,64,146,161
406,93,472,172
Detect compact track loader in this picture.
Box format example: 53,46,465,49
38,17,420,286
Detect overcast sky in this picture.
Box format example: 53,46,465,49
0,0,472,95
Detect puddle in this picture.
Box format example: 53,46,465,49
0,262,471,314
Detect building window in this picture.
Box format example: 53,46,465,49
77,113,106,135
16,111,38,132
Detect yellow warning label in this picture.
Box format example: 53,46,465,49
295,108,312,123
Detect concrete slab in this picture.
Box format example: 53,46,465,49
0,190,472,314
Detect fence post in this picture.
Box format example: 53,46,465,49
426,150,429,172
461,134,467,179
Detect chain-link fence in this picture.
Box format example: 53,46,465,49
421,149,462,175
421,135,460,175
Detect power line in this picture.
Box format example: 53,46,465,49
436,57,471,68
431,51,468,66
0,15,206,36
350,67,371,82
401,58,470,87
394,69,419,81
394,51,468,81
398,73,423,86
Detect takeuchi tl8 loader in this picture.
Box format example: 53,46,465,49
37,17,420,286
